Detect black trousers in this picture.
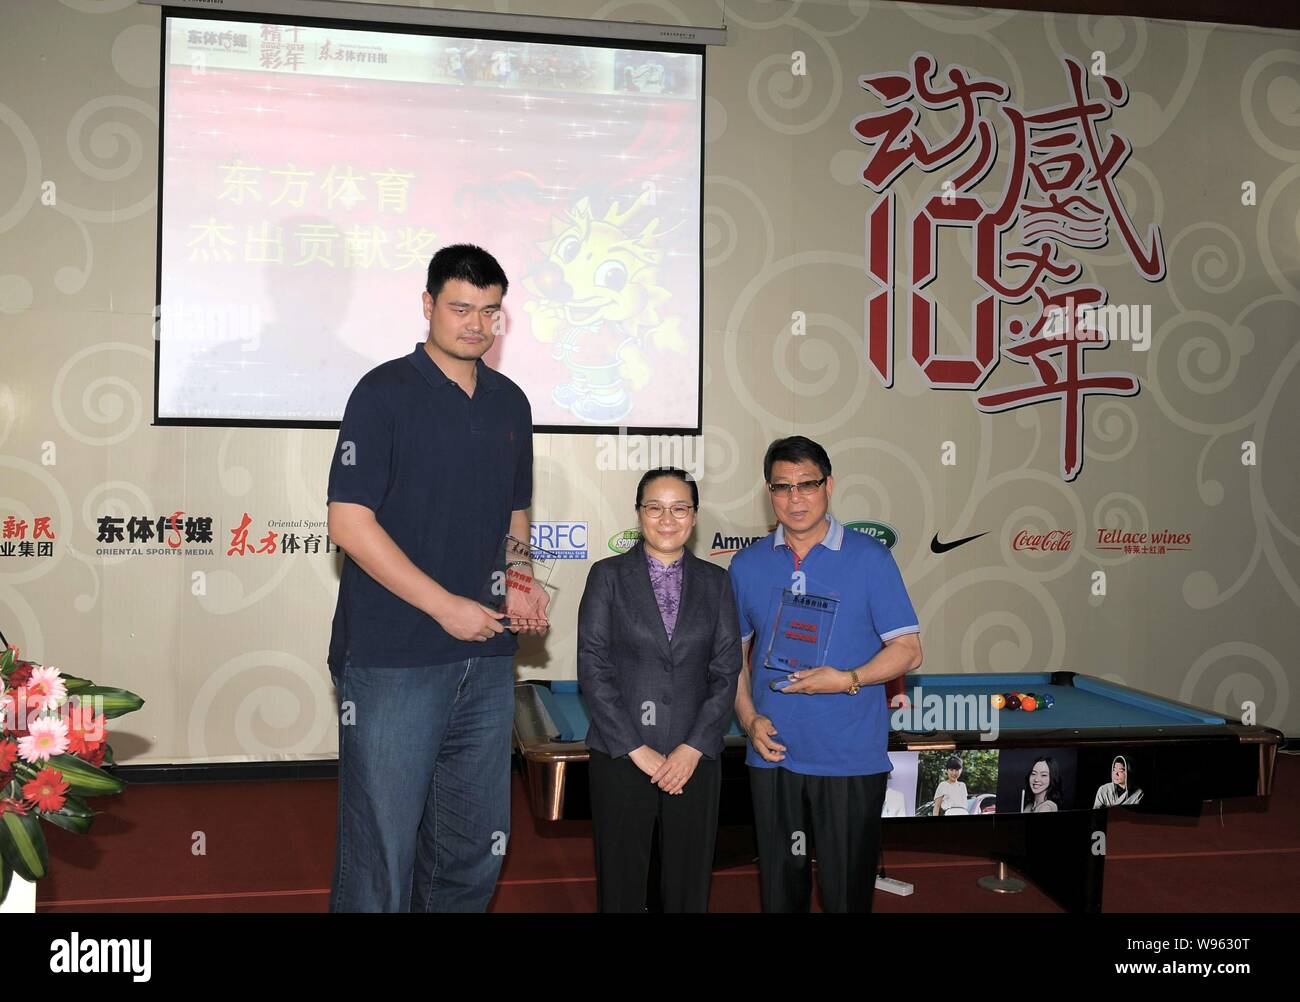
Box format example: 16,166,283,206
589,749,721,912
749,766,888,913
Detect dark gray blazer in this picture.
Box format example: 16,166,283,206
577,541,742,759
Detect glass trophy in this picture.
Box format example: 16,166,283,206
763,589,839,674
479,534,557,618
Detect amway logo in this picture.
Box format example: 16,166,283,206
709,531,766,556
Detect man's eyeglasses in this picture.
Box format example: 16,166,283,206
767,478,828,498
637,502,696,520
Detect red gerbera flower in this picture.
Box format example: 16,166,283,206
22,767,69,813
0,797,29,817
67,711,108,758
0,740,17,772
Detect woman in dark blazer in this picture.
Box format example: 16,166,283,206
577,467,742,912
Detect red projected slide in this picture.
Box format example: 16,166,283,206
158,18,702,428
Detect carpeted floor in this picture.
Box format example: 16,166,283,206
31,753,1299,913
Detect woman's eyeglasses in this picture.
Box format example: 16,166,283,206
637,502,696,520
767,478,828,498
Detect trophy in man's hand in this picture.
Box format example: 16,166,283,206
480,534,557,632
764,589,839,682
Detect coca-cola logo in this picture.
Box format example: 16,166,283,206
1013,528,1073,552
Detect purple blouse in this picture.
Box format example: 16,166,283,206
645,548,684,639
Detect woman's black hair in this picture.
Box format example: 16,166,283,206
945,755,963,773
635,467,699,508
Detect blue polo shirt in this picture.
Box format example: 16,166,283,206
326,342,532,670
728,514,919,777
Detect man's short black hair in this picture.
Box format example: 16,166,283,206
763,436,832,482
425,244,509,300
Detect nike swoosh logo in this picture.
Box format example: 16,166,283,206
930,531,988,554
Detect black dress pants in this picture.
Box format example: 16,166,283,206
589,749,721,912
749,765,888,913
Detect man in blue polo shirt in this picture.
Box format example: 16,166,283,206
325,244,546,912
729,436,922,913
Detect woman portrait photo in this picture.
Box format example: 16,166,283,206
1020,756,1063,812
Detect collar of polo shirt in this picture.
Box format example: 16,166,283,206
408,342,502,395
772,513,844,551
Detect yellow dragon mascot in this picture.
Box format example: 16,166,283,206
524,191,685,423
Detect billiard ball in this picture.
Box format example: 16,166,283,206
1005,694,1022,711
1021,696,1038,712
991,694,1006,710
1042,694,1054,709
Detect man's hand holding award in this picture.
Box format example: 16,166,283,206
764,588,841,694
480,534,556,635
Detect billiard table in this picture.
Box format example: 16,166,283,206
512,671,1283,912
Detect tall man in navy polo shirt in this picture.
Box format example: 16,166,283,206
325,244,546,912
729,436,922,912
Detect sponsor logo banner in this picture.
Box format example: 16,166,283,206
531,521,588,559
845,520,898,549
708,530,766,557
1013,528,1073,552
608,528,641,553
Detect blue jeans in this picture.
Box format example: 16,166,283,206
329,655,514,912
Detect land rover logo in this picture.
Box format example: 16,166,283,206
844,520,897,549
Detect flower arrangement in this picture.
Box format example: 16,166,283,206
0,644,144,906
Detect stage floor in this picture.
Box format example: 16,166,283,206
30,753,1300,913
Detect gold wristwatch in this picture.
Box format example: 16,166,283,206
845,670,861,695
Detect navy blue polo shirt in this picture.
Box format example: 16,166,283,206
728,514,919,777
326,342,533,670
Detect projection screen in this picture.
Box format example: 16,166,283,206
156,12,704,432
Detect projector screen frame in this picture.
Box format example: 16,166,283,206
151,3,709,436
140,0,728,48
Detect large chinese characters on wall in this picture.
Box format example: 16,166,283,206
855,54,1166,481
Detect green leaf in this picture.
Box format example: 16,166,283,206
0,809,47,881
44,754,124,797
0,852,11,906
0,647,14,673
58,674,94,693
42,794,95,835
71,687,144,720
